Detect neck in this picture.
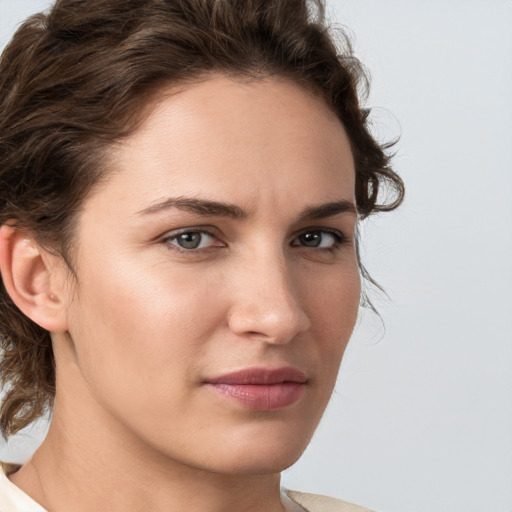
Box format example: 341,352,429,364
12,419,284,512
9,378,285,512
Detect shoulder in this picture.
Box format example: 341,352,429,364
284,490,376,512
0,461,47,512
1,461,22,476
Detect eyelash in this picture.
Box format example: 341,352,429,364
162,229,222,252
161,227,347,254
291,228,345,250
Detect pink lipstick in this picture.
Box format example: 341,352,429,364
205,367,307,411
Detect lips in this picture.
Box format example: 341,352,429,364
205,367,307,411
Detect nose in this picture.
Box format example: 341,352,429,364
227,252,311,344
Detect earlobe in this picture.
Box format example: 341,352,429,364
0,224,68,333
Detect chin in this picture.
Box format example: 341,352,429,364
204,450,304,476
198,427,314,475
235,452,303,475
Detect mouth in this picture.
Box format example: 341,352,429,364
204,367,308,411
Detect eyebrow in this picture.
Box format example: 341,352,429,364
137,196,357,220
301,200,358,219
138,197,248,219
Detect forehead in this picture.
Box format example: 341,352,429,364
95,75,355,216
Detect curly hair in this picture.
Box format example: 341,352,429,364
0,0,404,439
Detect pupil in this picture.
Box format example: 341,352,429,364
301,232,321,247
178,232,201,249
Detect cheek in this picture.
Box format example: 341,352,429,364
308,261,360,334
66,258,222,400
306,264,361,375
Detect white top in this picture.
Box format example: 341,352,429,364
0,467,46,512
0,463,373,512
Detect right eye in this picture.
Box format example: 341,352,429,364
163,230,220,251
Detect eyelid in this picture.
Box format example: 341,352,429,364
159,224,221,239
291,227,346,246
158,225,349,254
160,227,225,252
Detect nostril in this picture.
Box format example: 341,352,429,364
227,298,311,344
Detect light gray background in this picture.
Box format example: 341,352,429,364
1,1,511,512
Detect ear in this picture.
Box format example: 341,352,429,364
0,224,68,333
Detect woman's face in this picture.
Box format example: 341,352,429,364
56,76,360,474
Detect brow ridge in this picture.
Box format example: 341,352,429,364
301,200,357,219
138,196,357,220
138,196,248,219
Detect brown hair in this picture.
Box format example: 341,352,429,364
0,0,404,438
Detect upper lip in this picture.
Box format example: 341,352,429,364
205,367,308,385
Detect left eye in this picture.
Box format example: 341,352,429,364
165,230,218,250
291,230,343,248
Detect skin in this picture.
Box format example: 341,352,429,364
3,75,360,512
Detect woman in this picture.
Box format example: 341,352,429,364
0,0,404,511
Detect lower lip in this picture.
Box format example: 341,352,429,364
206,383,306,411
